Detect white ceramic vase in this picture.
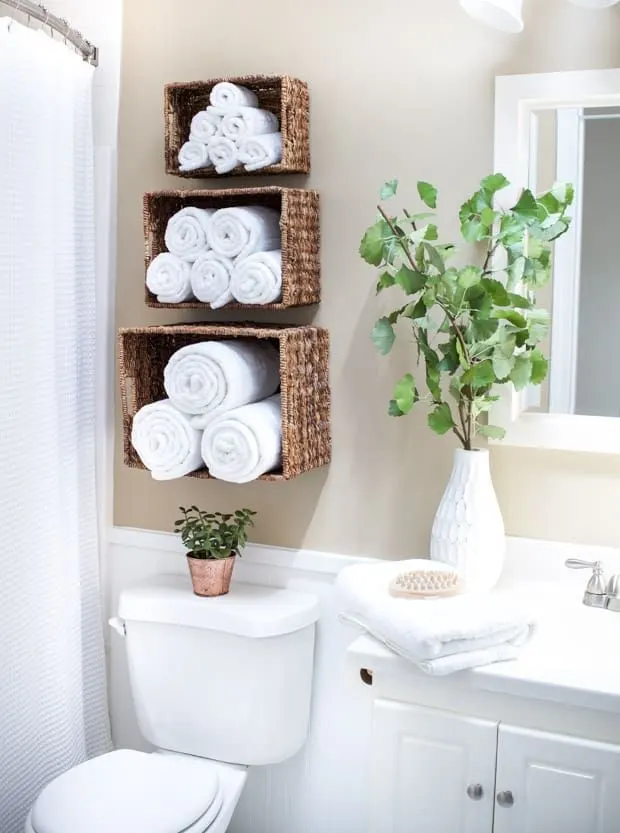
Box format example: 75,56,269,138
430,449,505,592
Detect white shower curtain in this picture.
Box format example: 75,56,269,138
0,18,111,832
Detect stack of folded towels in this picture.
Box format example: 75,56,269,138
131,340,282,483
336,560,536,676
178,81,282,175
146,204,282,307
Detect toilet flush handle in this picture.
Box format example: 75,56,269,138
108,617,126,637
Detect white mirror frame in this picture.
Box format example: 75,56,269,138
490,68,620,454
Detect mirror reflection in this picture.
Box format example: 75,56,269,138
530,106,620,418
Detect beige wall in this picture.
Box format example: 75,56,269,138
115,0,620,556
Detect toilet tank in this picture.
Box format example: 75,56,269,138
116,575,319,766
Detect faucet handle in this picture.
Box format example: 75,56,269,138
565,559,608,607
565,558,602,571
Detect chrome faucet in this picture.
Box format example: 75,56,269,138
565,559,620,611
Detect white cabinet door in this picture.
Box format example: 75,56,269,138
370,699,498,833
495,724,620,833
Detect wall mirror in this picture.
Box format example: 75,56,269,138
491,68,620,453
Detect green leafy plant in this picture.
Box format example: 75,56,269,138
360,174,574,449
174,506,257,560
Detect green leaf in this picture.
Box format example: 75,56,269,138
417,181,438,209
395,264,426,295
480,206,496,228
380,179,398,200
393,373,417,415
376,271,395,294
491,309,527,329
438,340,459,373
510,355,533,390
424,224,439,241
527,309,550,345
402,298,427,320
530,348,548,385
481,173,510,195
462,359,496,389
477,424,506,440
481,277,510,306
551,181,575,206
458,266,483,290
492,350,515,380
428,403,455,436
360,220,389,266
423,243,445,274
388,399,404,417
511,189,539,221
426,362,442,402
508,292,531,309
537,191,561,215
371,318,396,355
461,218,488,243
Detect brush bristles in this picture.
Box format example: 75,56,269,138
390,568,461,598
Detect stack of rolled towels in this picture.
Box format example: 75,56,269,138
146,204,282,307
131,340,282,483
178,81,282,175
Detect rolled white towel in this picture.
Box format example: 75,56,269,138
131,399,204,481
189,109,222,143
208,135,240,175
163,340,280,425
190,253,235,309
178,139,211,173
146,253,193,304
207,206,280,261
231,250,282,305
238,132,282,172
220,107,279,143
210,81,259,109
202,395,282,483
165,206,213,262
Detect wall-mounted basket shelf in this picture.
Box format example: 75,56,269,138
144,187,320,310
119,323,331,482
164,74,310,178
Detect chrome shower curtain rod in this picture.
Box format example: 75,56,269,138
1,0,98,65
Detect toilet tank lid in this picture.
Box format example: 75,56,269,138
118,575,320,638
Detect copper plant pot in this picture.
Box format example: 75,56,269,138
187,553,236,597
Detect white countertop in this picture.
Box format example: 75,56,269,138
348,582,620,714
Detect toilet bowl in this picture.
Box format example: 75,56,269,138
25,749,248,833
25,576,319,833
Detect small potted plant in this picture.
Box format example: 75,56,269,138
174,505,257,597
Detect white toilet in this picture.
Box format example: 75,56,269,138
25,574,320,833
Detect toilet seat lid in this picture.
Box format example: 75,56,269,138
31,750,221,833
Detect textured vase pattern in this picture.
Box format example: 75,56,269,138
187,555,236,597
430,449,505,592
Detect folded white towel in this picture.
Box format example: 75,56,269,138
190,253,235,309
220,107,279,142
178,140,211,173
238,132,282,172
210,81,259,109
207,206,281,261
231,250,282,305
189,109,223,143
145,253,193,304
163,340,280,425
202,395,281,483
208,136,240,175
165,206,213,262
131,399,204,481
337,559,536,676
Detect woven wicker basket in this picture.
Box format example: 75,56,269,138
144,187,320,310
118,324,331,482
165,75,310,178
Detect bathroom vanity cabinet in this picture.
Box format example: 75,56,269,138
349,634,620,833
371,699,620,833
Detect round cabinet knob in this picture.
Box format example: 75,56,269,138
467,784,484,801
497,790,515,808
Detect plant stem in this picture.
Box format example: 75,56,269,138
377,205,471,366
482,240,500,275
